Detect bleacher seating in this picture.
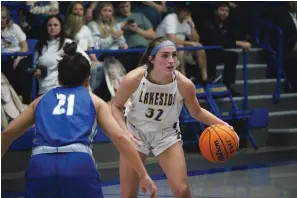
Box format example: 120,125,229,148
1,1,295,151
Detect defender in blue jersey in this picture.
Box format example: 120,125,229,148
1,42,157,198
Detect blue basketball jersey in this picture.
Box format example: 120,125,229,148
34,86,96,147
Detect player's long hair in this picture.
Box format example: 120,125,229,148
58,42,90,87
138,37,180,74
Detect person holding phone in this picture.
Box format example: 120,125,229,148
116,1,156,48
115,1,156,71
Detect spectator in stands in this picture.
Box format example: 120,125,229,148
1,6,28,53
155,2,208,82
226,2,257,43
86,2,98,23
26,1,59,16
88,2,128,50
66,1,84,18
198,2,252,96
133,1,168,29
87,2,128,100
34,15,90,95
115,1,156,71
116,1,156,48
65,13,93,52
21,1,59,39
66,2,97,55
65,1,103,91
1,5,32,104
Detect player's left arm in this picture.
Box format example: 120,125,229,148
178,73,228,126
1,97,41,157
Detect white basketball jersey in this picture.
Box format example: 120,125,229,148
125,70,184,130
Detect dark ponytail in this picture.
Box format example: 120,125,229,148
58,42,91,87
63,41,78,56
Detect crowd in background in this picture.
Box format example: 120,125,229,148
1,1,297,129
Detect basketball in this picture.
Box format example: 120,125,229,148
199,124,239,163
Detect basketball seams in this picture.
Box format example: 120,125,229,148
200,125,238,163
216,125,238,148
211,125,229,161
199,127,209,146
208,128,219,163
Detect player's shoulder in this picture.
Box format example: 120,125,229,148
175,70,194,87
89,92,107,112
123,66,146,85
175,70,196,96
31,93,46,111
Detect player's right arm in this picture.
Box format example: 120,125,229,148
1,96,42,157
91,93,157,197
111,67,144,136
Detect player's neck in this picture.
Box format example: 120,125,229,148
148,71,173,85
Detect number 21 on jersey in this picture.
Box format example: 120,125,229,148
52,94,75,116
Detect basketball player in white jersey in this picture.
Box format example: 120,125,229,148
111,37,239,198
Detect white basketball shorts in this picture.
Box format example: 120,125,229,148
126,120,182,156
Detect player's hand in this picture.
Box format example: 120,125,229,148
139,174,157,198
223,122,240,147
223,122,233,130
126,131,141,146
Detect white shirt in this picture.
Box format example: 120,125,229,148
1,23,26,52
156,13,191,41
34,38,90,95
87,21,126,50
76,25,94,51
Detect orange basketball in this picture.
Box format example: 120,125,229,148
199,124,239,163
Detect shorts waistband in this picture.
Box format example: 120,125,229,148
32,143,92,156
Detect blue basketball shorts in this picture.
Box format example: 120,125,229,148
25,152,103,198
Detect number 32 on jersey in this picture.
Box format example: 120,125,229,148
145,108,164,121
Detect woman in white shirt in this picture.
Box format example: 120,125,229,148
88,2,128,50
65,1,104,91
87,2,128,100
65,2,95,53
1,5,32,104
1,6,28,54
34,15,89,95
